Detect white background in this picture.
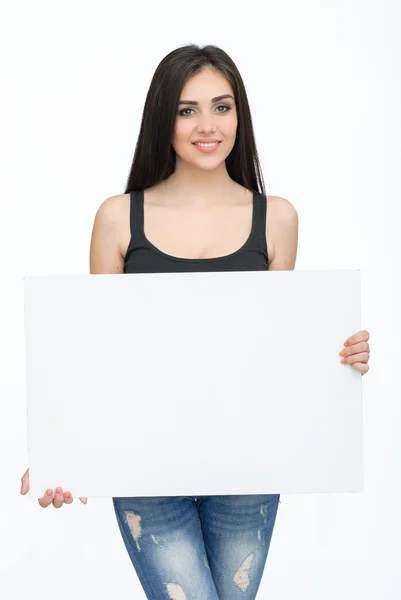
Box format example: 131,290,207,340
1,0,400,598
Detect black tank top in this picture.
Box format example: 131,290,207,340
123,189,269,273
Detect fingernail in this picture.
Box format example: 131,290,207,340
65,493,71,499
339,350,346,356
341,358,346,363
56,487,62,494
46,489,53,496
344,340,350,346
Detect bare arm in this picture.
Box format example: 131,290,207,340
89,195,125,274
266,196,298,271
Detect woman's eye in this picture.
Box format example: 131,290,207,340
178,104,231,117
216,104,230,113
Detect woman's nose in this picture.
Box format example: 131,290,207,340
196,117,216,134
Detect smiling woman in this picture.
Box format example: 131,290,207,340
121,46,264,196
173,88,234,156
103,46,287,600
170,72,239,180
20,42,370,600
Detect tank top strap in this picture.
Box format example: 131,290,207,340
248,192,268,256
128,189,146,246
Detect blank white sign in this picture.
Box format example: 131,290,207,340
23,270,362,498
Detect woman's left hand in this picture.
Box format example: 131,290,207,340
339,330,370,374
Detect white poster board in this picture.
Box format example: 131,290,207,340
23,270,362,498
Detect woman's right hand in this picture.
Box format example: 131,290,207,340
20,468,88,508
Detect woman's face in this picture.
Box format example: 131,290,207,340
171,68,238,170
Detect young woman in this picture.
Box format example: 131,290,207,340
20,44,370,600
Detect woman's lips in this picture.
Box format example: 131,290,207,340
192,141,222,153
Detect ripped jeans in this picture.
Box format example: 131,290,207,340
112,493,280,600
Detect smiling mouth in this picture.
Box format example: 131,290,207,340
192,141,222,147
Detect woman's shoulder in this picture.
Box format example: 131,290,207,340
266,195,298,269
93,194,131,259
266,195,298,240
267,195,298,222
95,193,130,220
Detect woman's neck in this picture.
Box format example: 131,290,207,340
160,163,239,207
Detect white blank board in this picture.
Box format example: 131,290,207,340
24,270,362,498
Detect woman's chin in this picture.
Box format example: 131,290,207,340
176,152,227,170
187,156,226,169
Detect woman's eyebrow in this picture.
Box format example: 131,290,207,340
178,94,234,106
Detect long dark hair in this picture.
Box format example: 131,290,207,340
124,44,266,195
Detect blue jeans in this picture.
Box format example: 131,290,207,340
112,494,280,599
